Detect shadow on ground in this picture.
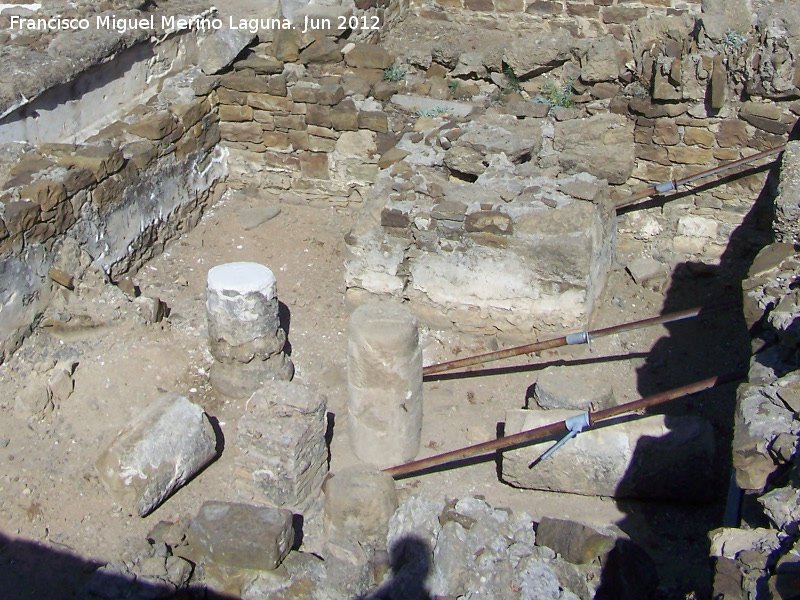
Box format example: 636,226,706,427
599,145,783,598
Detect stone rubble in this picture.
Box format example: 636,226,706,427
712,139,800,599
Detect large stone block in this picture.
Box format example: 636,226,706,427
324,466,398,553
503,28,578,78
188,501,293,571
198,29,257,75
235,381,328,510
95,394,218,516
345,170,617,336
502,409,716,501
554,113,635,184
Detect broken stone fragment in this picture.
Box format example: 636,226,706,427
95,394,218,517
626,257,667,287
188,501,294,571
15,379,54,421
47,367,74,402
198,29,257,75
535,517,616,564
48,267,74,290
132,296,167,324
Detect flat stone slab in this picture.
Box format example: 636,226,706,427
189,501,294,571
389,95,474,119
95,394,218,516
238,206,281,230
502,409,716,501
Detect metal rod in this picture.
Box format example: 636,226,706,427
614,144,786,210
384,372,744,479
423,304,717,376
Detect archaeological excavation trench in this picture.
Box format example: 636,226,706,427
0,0,799,599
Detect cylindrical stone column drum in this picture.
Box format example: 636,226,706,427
347,300,422,468
206,262,293,398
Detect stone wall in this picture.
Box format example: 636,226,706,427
215,2,403,199
0,46,226,364
705,140,800,599
407,0,701,30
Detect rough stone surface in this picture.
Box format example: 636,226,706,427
235,381,328,511
503,409,716,501
701,0,753,41
95,394,218,516
347,301,423,468
535,517,616,565
554,114,635,184
324,466,398,553
774,142,800,245
503,29,578,78
198,29,257,75
189,502,294,571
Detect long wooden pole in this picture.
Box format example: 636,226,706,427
613,144,786,210
384,372,744,479
423,304,724,376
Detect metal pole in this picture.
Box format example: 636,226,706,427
423,304,723,376
384,372,744,479
613,144,786,210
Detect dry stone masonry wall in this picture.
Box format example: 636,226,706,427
712,140,800,599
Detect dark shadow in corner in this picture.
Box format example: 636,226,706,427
600,131,788,598
362,535,432,600
0,532,241,600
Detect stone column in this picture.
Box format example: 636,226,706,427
207,262,293,399
324,466,398,598
347,300,422,468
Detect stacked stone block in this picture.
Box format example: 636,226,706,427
215,40,392,196
206,262,293,399
234,380,328,511
323,466,398,598
408,0,700,24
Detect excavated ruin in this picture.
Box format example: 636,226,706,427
1,0,799,598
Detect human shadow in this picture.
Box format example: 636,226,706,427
362,535,432,600
603,130,790,597
0,532,239,600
